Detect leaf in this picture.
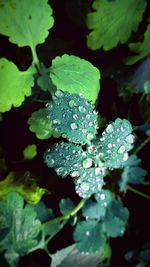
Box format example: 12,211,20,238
59,198,75,215
46,90,98,144
50,244,76,267
23,144,37,160
87,0,146,51
0,58,35,112
134,123,150,137
125,24,150,65
0,171,46,204
0,192,41,266
103,200,129,237
92,118,134,169
119,155,147,192
50,54,100,103
0,0,54,50
73,220,105,253
28,108,60,140
33,201,53,223
44,142,88,178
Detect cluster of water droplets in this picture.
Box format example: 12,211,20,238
90,118,135,169
46,90,98,144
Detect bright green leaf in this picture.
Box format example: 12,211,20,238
23,144,37,160
125,24,150,65
0,0,54,51
0,192,41,266
87,0,146,51
0,171,46,204
28,108,60,140
50,54,100,103
0,58,35,112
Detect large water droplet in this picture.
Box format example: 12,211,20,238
78,106,86,113
123,152,128,161
55,90,64,97
106,124,114,133
107,143,113,148
80,182,90,191
118,145,126,154
70,122,78,130
125,134,134,143
82,158,93,168
71,171,79,177
87,133,94,140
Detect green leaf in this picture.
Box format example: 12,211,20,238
0,171,46,204
87,0,146,50
125,24,150,65
119,155,147,192
0,58,35,112
23,144,37,160
59,198,75,215
50,54,100,103
50,244,76,267
0,0,54,50
28,108,60,140
103,200,129,237
73,220,105,253
46,91,98,144
92,118,134,169
0,192,41,266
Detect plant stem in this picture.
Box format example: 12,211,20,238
134,136,150,155
46,198,86,226
31,46,40,70
127,185,150,200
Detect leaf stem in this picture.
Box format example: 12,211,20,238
127,185,150,200
133,136,150,155
31,46,40,70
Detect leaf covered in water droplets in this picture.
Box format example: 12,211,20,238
44,142,88,178
73,220,105,252
91,118,134,169
47,91,98,144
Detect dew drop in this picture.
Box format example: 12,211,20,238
125,134,134,143
118,145,126,154
73,114,78,120
69,100,76,108
86,231,90,236
89,121,93,127
53,119,61,125
100,193,105,200
107,143,113,148
106,124,114,133
78,106,86,113
86,114,90,119
82,158,93,168
80,182,90,191
70,122,78,130
55,90,64,97
71,171,79,177
87,133,94,140
123,152,128,161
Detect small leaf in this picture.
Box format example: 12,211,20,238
125,24,150,65
0,58,35,112
50,54,100,103
103,200,129,237
23,144,37,160
50,244,76,267
28,108,60,140
87,0,146,50
0,171,46,204
47,91,98,144
59,198,75,215
0,0,54,50
73,220,105,253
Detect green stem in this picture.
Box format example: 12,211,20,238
45,198,86,226
134,136,150,155
31,46,40,70
127,185,150,200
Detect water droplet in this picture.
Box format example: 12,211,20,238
125,134,134,143
55,91,64,97
80,182,90,191
107,143,113,148
69,100,76,107
71,171,79,177
53,119,61,125
107,149,112,154
86,114,90,119
121,125,126,132
86,231,90,236
117,138,121,142
56,167,64,175
87,133,94,140
89,121,93,126
78,106,86,113
123,152,128,161
73,114,78,120
70,122,78,130
82,158,93,168
106,124,114,133
95,167,101,175
100,193,105,200
118,145,126,154
82,129,87,134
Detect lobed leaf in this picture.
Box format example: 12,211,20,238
0,0,54,50
50,54,100,103
0,58,35,112
87,0,146,51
